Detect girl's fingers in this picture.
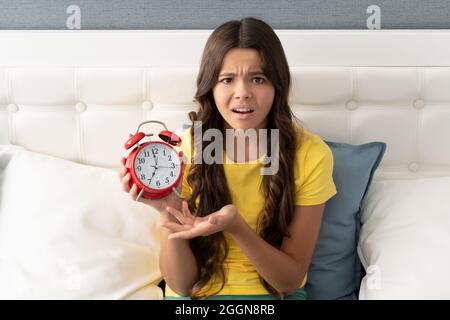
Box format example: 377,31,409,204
168,222,214,240
168,229,195,240
118,165,127,179
182,201,193,218
130,183,138,200
160,221,191,233
165,206,188,224
121,172,132,192
119,159,128,178
208,215,219,225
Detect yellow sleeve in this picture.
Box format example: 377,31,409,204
295,138,337,206
180,164,192,199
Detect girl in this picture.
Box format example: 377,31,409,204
119,17,336,300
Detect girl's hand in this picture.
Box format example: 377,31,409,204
162,201,238,239
118,157,182,213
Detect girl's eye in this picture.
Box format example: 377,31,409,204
252,77,265,84
219,77,265,84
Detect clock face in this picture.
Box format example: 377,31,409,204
133,143,181,190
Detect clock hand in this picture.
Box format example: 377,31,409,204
149,167,157,183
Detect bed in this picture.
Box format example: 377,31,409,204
1,30,450,299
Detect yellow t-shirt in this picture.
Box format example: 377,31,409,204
165,127,337,297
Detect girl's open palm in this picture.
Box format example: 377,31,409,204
162,201,237,239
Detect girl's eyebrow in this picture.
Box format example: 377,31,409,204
219,71,265,77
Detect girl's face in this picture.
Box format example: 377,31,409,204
212,48,275,131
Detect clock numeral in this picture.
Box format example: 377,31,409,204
144,151,150,157
168,155,172,161
156,180,160,187
137,165,142,171
140,174,146,180
170,162,175,168
163,149,166,156
170,171,174,177
138,158,145,164
165,177,170,184
152,148,159,155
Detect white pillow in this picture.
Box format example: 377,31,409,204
357,176,450,299
0,145,163,299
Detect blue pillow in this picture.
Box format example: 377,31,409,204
305,141,386,300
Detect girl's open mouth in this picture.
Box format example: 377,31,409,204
232,108,254,114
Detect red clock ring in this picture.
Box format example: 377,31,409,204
126,141,183,199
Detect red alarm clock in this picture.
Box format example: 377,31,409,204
123,120,183,200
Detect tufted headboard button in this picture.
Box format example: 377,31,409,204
141,101,153,111
408,162,420,172
75,102,87,113
7,103,19,113
345,100,358,110
413,99,425,109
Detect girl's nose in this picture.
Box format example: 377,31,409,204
234,80,252,100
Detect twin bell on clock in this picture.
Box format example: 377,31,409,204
123,120,183,200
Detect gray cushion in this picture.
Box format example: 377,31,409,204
305,141,386,300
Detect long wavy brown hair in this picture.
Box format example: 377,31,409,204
186,17,302,299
